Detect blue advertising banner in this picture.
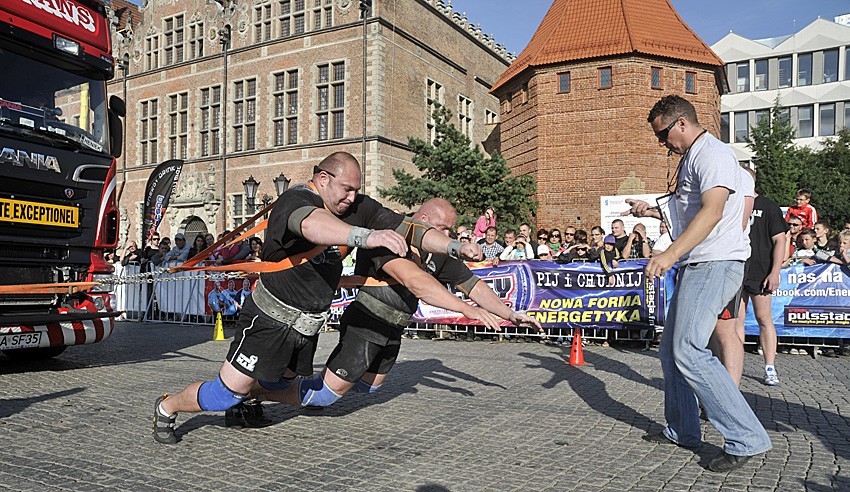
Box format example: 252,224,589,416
743,263,850,338
331,260,666,329
330,260,848,337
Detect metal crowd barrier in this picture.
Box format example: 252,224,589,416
109,266,843,354
113,261,214,325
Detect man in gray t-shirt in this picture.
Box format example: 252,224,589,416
623,95,770,473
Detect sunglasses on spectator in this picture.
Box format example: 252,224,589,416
550,234,560,238
788,222,802,227
564,232,575,236
538,235,547,240
655,116,682,141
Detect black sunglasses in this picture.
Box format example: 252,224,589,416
788,223,802,227
313,165,337,178
655,116,681,141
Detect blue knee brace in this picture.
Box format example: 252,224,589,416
258,378,295,391
299,374,342,407
197,376,247,411
353,379,382,394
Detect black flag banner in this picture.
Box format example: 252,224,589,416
141,159,183,250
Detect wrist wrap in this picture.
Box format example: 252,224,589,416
348,226,373,249
447,239,463,260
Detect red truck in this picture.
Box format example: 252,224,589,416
0,0,125,359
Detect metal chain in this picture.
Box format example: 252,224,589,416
98,267,248,286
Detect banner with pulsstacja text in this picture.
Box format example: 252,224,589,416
743,263,850,338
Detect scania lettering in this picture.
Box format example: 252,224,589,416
0,0,125,360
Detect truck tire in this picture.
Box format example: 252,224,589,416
2,346,67,360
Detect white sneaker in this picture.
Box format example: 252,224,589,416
757,346,763,355
764,368,780,386
789,348,800,355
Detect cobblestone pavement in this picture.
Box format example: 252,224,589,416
1,322,849,491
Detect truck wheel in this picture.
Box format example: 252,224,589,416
2,346,67,360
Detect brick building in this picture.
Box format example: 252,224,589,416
490,0,726,230
106,0,513,243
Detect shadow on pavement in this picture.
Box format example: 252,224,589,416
0,387,85,419
518,350,658,434
174,358,506,440
572,349,850,485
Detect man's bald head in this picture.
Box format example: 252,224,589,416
314,151,359,178
313,152,362,215
414,198,456,235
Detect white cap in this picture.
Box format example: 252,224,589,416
537,245,551,255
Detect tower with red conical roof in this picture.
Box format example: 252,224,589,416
491,0,726,230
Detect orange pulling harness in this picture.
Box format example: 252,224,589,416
168,183,392,288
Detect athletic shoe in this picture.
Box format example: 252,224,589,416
789,348,800,355
152,394,177,444
708,451,752,472
225,399,274,428
764,368,780,387
641,431,701,450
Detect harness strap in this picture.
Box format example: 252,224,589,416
0,282,98,295
177,201,276,270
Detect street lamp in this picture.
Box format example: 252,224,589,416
219,23,232,229
243,175,259,213
273,172,291,196
360,0,371,192
118,53,129,205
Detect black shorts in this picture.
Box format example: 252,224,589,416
742,277,770,296
325,305,402,383
718,262,748,320
225,296,319,381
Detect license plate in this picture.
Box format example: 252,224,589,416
0,332,43,349
0,198,79,228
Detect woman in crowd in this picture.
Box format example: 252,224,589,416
246,237,263,262
473,207,496,240
547,229,565,256
188,235,209,262
589,226,606,255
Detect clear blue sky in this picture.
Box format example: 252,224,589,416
449,0,850,55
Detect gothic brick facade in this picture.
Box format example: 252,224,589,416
107,0,512,243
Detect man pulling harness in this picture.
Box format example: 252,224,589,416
151,153,484,444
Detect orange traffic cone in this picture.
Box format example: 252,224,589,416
569,328,585,366
212,312,226,341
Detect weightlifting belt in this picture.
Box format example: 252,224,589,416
354,289,412,327
252,279,328,336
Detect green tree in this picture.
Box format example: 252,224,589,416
380,106,537,231
747,99,800,205
798,128,850,229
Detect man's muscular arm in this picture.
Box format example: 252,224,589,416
380,258,502,331
468,280,542,331
298,208,408,256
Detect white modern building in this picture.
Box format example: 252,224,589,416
712,15,850,163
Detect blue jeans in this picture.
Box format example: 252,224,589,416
660,260,771,456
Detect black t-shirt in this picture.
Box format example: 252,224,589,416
746,195,789,282
355,248,475,315
614,235,629,256
260,185,403,312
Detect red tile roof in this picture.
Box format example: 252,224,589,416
491,0,723,93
